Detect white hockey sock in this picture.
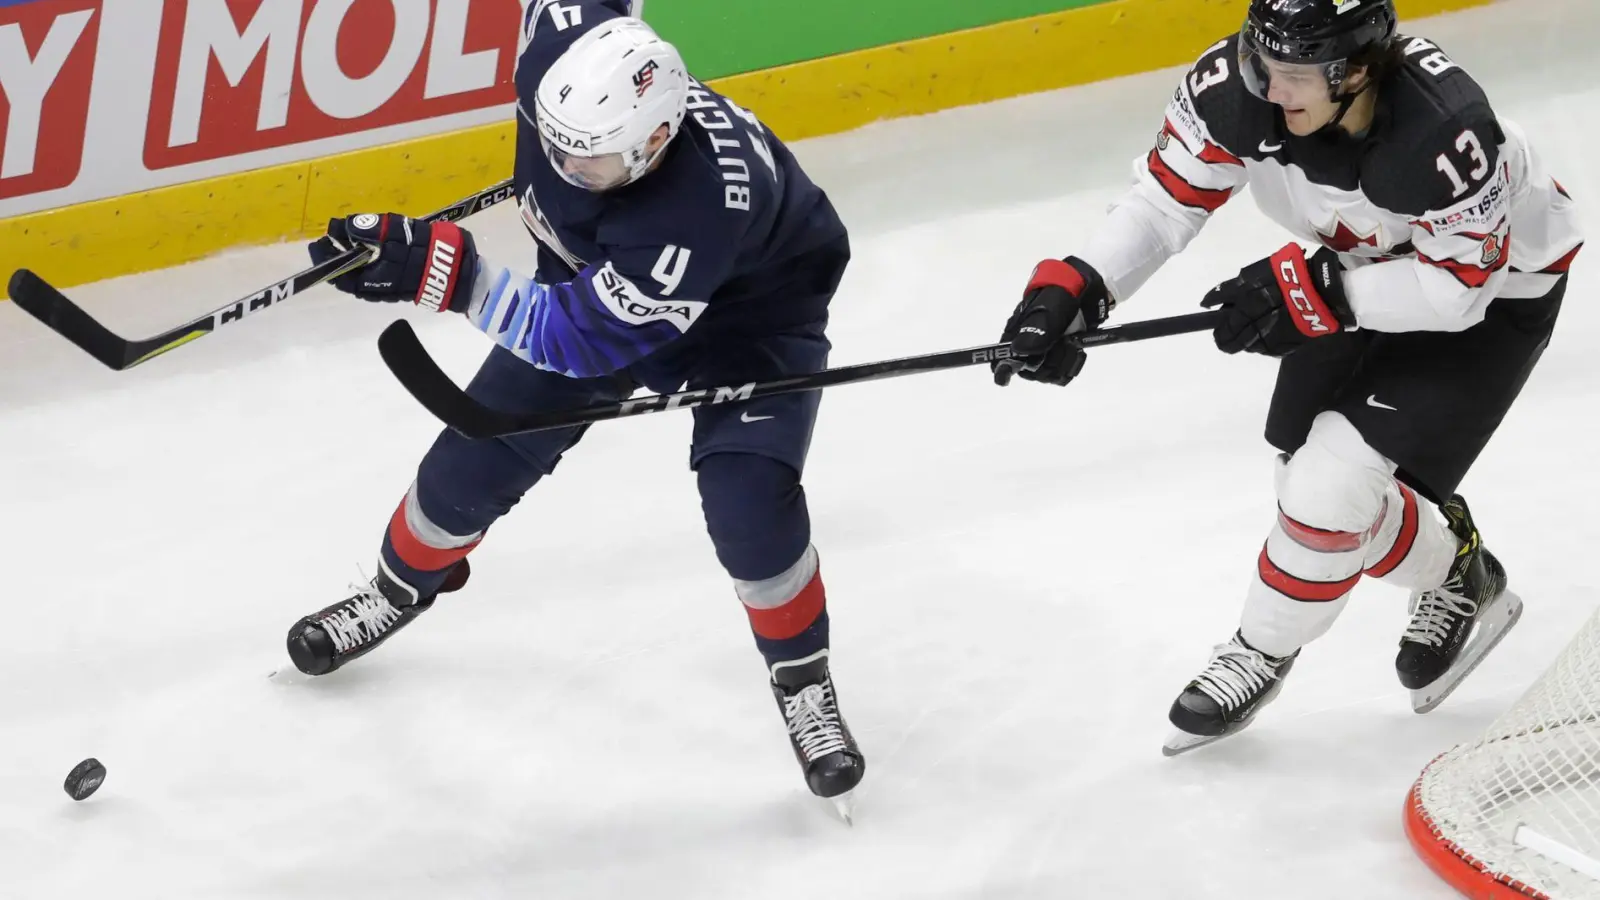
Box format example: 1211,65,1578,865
1362,481,1459,592
1240,516,1361,659
1238,412,1391,659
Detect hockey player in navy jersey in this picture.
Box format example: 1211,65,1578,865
281,3,863,808
992,0,1583,753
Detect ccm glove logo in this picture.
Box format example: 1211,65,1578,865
1271,245,1343,337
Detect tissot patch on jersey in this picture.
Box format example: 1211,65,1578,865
1422,162,1511,236
1163,85,1207,156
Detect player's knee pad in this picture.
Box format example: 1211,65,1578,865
1275,411,1396,534
697,452,811,582
412,430,558,536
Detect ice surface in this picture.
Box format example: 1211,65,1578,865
3,2,1597,897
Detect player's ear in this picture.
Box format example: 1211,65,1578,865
646,123,671,152
1344,65,1370,93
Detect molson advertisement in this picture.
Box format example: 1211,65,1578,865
0,0,526,217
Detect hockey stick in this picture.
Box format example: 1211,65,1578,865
375,309,1225,440
6,178,517,371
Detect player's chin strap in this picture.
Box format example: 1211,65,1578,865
1325,79,1375,132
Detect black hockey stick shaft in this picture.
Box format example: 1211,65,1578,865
6,178,517,371
377,309,1224,440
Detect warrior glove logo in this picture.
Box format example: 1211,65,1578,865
418,238,458,311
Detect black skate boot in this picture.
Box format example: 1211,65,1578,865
1396,494,1522,713
770,649,864,821
285,559,470,677
1164,631,1298,756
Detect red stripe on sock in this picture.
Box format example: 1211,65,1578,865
745,571,827,641
387,498,479,572
1365,484,1420,578
1278,508,1364,553
1258,545,1360,602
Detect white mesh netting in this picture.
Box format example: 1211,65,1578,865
1410,605,1600,900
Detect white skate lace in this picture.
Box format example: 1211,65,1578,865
1193,641,1281,713
319,586,403,654
1402,586,1478,649
785,682,848,761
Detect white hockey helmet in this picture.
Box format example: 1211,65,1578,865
533,18,690,191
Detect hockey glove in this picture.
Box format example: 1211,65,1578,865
308,213,478,313
993,256,1112,386
1201,243,1354,357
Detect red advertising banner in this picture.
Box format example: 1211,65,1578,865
144,0,520,171
0,0,101,201
0,0,521,210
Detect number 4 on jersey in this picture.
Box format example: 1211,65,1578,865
652,245,691,296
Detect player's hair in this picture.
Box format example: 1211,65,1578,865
1348,36,1405,87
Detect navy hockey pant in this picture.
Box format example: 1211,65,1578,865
375,323,833,668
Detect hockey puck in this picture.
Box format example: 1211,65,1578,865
64,758,106,801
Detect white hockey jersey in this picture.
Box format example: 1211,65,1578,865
1083,34,1584,333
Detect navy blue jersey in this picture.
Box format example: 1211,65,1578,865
458,0,847,380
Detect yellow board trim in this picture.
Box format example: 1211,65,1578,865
0,0,1490,300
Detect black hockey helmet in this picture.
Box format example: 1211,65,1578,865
1239,0,1398,101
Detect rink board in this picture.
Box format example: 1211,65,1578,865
0,0,1489,300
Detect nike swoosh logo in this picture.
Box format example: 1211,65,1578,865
740,412,774,423
1259,140,1283,153
1366,395,1398,410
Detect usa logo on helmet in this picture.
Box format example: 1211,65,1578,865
632,60,659,97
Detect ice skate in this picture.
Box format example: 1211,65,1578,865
770,649,864,823
277,559,469,679
1164,631,1298,756
1397,495,1522,713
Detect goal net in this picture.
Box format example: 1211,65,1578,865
1406,605,1600,899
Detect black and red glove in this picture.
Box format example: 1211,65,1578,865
1201,243,1355,356
993,256,1112,386
308,213,478,313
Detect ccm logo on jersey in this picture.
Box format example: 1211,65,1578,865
595,263,707,331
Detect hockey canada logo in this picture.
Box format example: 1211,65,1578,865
633,60,659,97
1481,231,1505,266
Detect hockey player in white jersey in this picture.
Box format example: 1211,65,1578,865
991,0,1583,753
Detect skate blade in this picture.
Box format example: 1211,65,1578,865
829,791,856,825
1162,729,1229,757
266,664,315,685
1411,589,1523,714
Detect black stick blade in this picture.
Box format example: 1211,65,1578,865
376,320,518,440
8,269,138,370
